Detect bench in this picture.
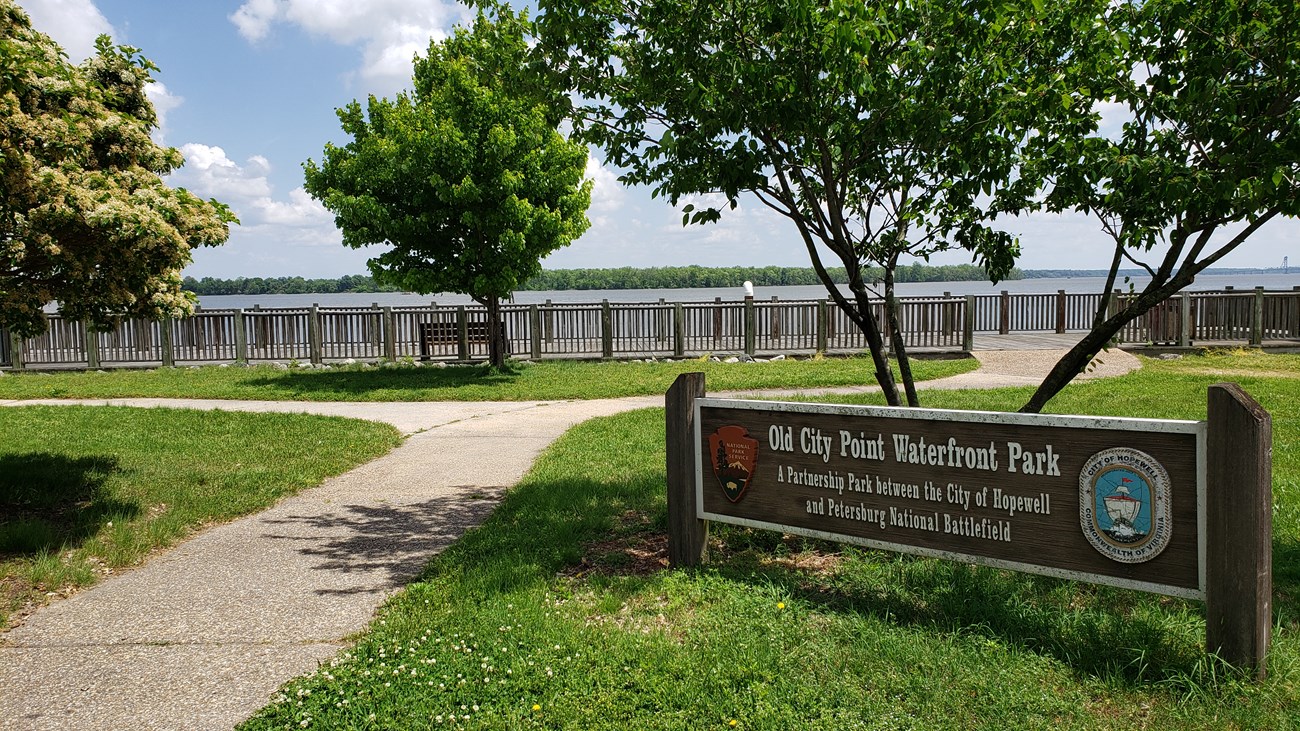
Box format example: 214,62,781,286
419,321,509,358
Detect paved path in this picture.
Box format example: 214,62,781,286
0,349,1139,731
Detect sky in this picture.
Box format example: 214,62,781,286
16,0,1299,280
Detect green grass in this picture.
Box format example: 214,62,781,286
0,354,976,402
241,352,1299,730
0,406,402,628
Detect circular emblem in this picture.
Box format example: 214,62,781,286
1078,447,1173,563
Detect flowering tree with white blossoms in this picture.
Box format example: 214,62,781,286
0,1,235,337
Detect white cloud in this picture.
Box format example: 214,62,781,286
228,0,279,42
584,153,625,221
172,143,273,202
170,141,344,277
18,0,114,60
254,187,335,228
170,144,332,231
144,81,183,143
229,0,468,92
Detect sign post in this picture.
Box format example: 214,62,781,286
1207,383,1272,679
666,376,1272,676
666,373,708,567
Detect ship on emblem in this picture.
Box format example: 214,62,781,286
1096,473,1150,544
1079,447,1171,563
707,425,759,503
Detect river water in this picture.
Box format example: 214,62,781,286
197,272,1300,310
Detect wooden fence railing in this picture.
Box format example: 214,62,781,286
2,288,1297,369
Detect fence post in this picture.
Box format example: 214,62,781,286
673,302,685,357
963,295,975,353
382,306,396,361
9,330,24,370
743,296,756,355
666,372,708,567
234,311,248,364
1293,286,1300,339
1055,290,1067,334
998,290,1010,335
770,296,782,342
529,305,542,360
543,299,554,343
713,297,723,348
1178,292,1192,347
658,298,668,344
456,306,469,361
816,300,829,353
1206,383,1273,679
160,317,175,367
1251,286,1265,345
83,320,100,369
601,299,614,359
308,304,323,365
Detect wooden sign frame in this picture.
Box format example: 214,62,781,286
665,374,1272,677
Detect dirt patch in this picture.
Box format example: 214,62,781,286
761,550,843,577
569,533,670,577
562,510,669,578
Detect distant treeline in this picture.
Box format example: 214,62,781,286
183,263,1018,295
517,263,1018,290
182,275,404,296
1021,267,1284,278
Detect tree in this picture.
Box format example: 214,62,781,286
303,10,591,368
533,0,1103,405
1020,0,1300,412
0,2,235,336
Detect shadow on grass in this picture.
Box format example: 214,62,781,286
259,487,507,595
236,363,521,398
430,462,1298,687
714,541,1207,683
0,453,134,556
1273,538,1300,626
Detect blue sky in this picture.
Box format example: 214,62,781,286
18,0,1300,280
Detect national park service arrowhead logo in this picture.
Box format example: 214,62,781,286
1079,447,1173,563
708,425,759,503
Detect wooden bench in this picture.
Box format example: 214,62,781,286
419,321,508,358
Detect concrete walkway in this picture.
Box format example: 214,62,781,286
0,349,1139,731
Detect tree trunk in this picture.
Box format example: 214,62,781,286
797,234,902,405
486,294,505,369
847,290,902,406
1093,242,1125,329
883,270,919,407
862,303,903,407
1021,280,1187,413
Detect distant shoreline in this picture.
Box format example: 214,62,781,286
1020,267,1292,278
192,271,1300,310
181,265,1295,297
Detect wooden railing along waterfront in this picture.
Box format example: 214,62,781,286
3,288,1298,370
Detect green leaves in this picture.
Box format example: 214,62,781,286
0,1,234,336
303,8,591,366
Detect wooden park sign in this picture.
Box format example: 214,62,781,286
665,374,1273,677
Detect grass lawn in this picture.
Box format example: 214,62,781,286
0,354,976,402
0,406,402,628
242,351,1298,730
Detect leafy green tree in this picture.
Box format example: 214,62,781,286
0,2,235,336
304,10,591,367
533,0,1104,406
1020,0,1300,412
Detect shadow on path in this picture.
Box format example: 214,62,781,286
259,489,506,595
